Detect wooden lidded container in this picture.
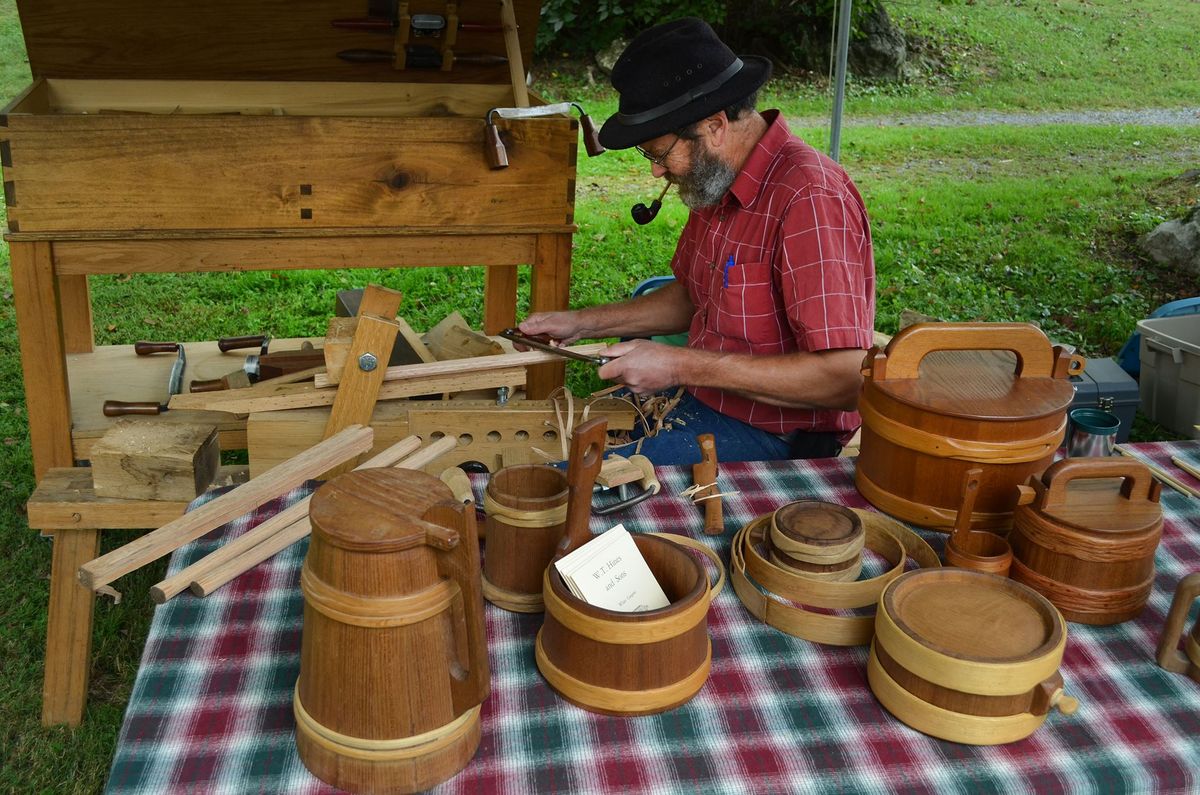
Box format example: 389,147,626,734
483,464,569,612
855,323,1082,532
868,568,1077,745
296,468,489,795
1010,458,1163,625
535,418,715,715
768,500,865,581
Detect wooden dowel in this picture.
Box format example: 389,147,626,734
149,435,422,603
311,345,608,388
1115,445,1198,499
78,425,374,591
693,434,724,535
498,0,529,107
188,434,460,597
1171,455,1200,483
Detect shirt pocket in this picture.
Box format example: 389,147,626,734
711,260,784,345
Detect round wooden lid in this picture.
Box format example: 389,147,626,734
1040,483,1164,536
883,569,1062,662
874,352,1075,421
774,501,863,547
309,468,454,553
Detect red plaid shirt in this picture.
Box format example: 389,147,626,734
671,110,875,437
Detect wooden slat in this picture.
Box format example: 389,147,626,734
77,425,373,590
313,345,608,388
9,241,74,477
5,115,574,233
170,366,528,414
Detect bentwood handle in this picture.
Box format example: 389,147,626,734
1036,457,1161,509
103,400,163,416
866,322,1069,381
559,417,609,555
134,341,180,355
427,500,490,712
1157,572,1200,675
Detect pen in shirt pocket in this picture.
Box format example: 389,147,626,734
722,254,735,288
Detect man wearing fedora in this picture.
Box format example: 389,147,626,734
519,18,875,465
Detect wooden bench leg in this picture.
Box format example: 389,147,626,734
526,234,570,399
41,528,101,727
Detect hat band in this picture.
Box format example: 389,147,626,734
613,58,744,127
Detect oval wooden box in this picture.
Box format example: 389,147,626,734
483,464,569,612
1010,458,1163,625
855,323,1080,532
535,534,712,716
296,469,489,795
768,501,865,582
868,568,1075,745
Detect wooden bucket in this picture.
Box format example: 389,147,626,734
855,323,1082,532
482,464,569,613
868,568,1077,745
1157,573,1200,684
1010,458,1163,625
768,501,865,582
295,468,489,795
534,418,715,715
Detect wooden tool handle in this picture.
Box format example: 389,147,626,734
102,400,163,416
134,341,180,355
693,434,724,535
218,335,267,352
1038,457,1160,508
1157,572,1200,674
427,500,490,711
558,417,608,555
188,377,227,393
868,322,1058,381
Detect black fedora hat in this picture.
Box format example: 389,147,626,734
599,18,772,151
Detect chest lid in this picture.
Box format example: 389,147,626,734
863,322,1082,421
1016,458,1164,537
12,0,541,85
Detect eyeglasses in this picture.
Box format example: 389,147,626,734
635,133,683,167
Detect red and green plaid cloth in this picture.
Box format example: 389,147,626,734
107,442,1200,794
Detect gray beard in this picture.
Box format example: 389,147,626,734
674,140,737,210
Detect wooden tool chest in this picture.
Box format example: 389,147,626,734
2,0,579,726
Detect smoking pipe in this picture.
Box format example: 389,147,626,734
631,183,670,225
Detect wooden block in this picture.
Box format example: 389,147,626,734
422,312,505,360
90,420,220,501
356,284,403,318
597,455,643,489
323,314,436,384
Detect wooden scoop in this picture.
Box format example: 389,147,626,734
946,467,1013,576
557,417,609,556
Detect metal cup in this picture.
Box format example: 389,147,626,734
1067,407,1121,457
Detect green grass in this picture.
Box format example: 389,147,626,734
1,0,1199,790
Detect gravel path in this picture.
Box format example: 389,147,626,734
793,107,1200,128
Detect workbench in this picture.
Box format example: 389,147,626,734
102,443,1200,793
3,0,578,726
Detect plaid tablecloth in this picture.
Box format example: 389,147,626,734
107,442,1200,795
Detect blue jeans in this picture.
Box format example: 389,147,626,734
605,391,839,467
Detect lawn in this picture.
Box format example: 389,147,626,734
1,0,1198,790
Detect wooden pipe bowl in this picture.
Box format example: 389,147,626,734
868,568,1072,745
296,468,489,794
536,534,712,716
482,464,569,612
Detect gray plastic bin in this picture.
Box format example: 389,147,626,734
1137,315,1200,439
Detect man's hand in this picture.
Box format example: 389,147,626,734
517,311,588,345
598,339,688,394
